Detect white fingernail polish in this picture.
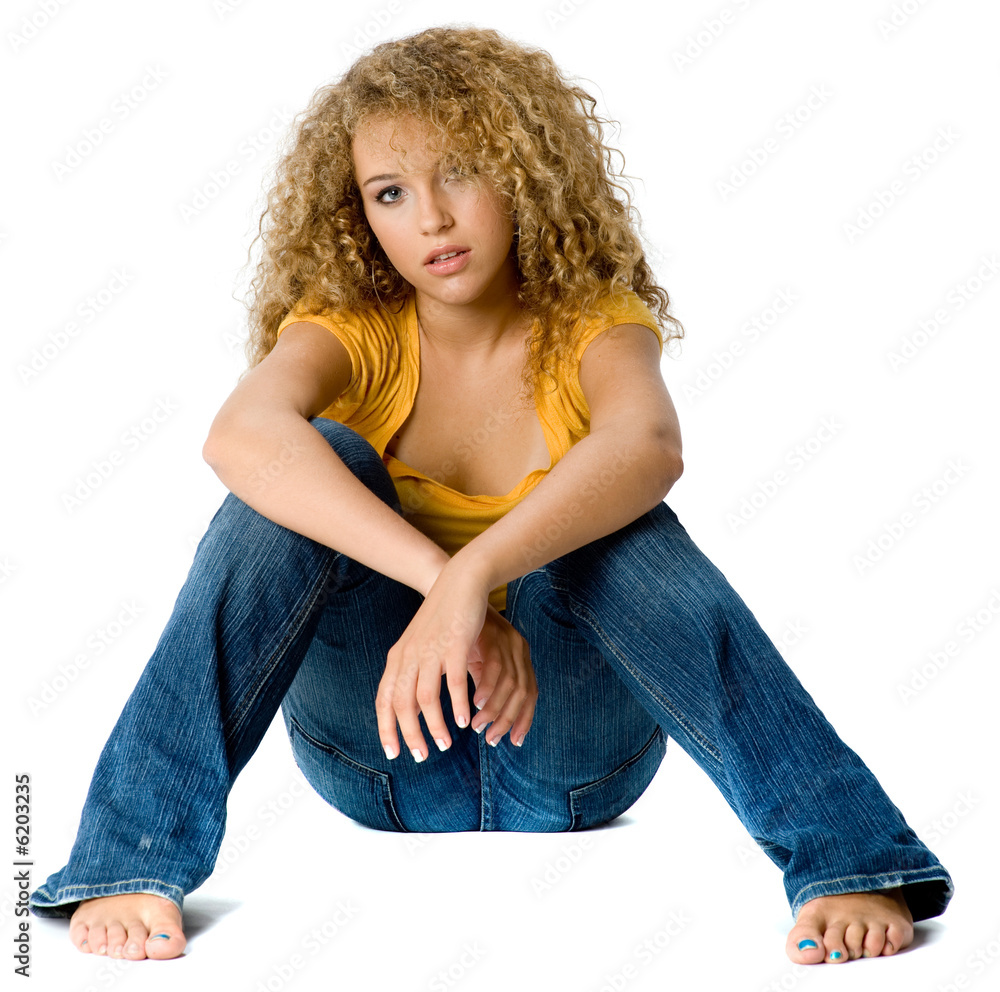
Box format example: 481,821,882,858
488,736,499,747
434,738,448,751
456,714,469,728
383,744,397,760
411,747,426,762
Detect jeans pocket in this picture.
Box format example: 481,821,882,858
567,727,667,831
287,716,408,832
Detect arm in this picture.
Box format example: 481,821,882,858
454,322,683,590
202,320,450,597
376,323,682,762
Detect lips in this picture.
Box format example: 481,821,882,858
423,244,471,266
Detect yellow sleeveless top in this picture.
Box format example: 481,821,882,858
276,288,663,611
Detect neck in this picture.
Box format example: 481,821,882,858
414,266,527,360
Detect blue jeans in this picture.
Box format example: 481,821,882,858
30,418,953,923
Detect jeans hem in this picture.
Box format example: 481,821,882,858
29,879,185,919
789,867,954,922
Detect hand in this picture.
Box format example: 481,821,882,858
376,558,538,762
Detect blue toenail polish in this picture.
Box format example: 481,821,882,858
150,934,171,940
797,939,818,950
830,950,842,960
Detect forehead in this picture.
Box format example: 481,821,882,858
352,114,444,170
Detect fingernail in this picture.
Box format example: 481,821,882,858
150,934,171,941
475,699,485,710
488,736,499,747
456,714,469,728
410,747,426,762
473,723,484,735
383,744,397,760
797,939,818,950
829,950,842,960
514,734,524,747
434,738,448,751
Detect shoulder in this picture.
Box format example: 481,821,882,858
276,296,399,345
276,295,408,376
573,288,664,364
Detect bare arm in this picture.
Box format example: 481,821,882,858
453,322,684,590
202,320,450,596
376,322,682,763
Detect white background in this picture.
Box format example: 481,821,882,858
2,0,998,989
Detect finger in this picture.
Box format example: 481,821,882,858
375,675,401,760
509,683,538,747
415,669,451,753
445,662,471,731
472,665,513,737
396,697,430,763
469,646,502,720
482,676,534,746
490,646,538,747
391,648,432,762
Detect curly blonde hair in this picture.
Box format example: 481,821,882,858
240,24,684,395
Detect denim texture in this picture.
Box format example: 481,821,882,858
30,417,954,923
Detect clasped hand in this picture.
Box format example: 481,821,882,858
376,557,538,762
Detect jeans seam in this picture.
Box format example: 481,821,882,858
567,726,665,829
791,867,953,916
35,879,185,909
225,556,340,744
479,730,493,831
568,726,664,802
287,716,408,832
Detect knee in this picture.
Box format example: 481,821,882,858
308,417,400,511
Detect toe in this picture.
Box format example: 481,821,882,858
123,919,149,960
145,920,186,960
823,923,848,963
106,922,128,958
88,924,109,956
69,921,92,954
884,919,912,956
844,921,868,960
862,924,888,959
787,923,826,965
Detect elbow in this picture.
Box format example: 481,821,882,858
652,435,683,499
649,438,684,502
202,420,233,472
662,450,683,498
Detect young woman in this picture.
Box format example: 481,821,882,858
30,25,953,965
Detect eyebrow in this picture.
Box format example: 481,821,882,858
361,173,400,188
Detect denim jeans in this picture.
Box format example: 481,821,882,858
30,417,954,923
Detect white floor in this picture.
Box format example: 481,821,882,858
5,0,997,988
21,719,978,991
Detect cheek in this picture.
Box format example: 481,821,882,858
474,198,511,244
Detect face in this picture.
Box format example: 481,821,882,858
352,115,518,310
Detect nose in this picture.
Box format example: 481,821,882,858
417,186,452,235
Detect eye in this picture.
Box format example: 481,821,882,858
374,185,403,204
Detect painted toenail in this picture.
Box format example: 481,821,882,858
797,939,818,950
150,934,171,940
830,950,842,960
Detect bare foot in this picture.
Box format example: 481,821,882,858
69,893,186,960
786,887,913,963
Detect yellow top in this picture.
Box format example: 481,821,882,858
276,288,663,612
